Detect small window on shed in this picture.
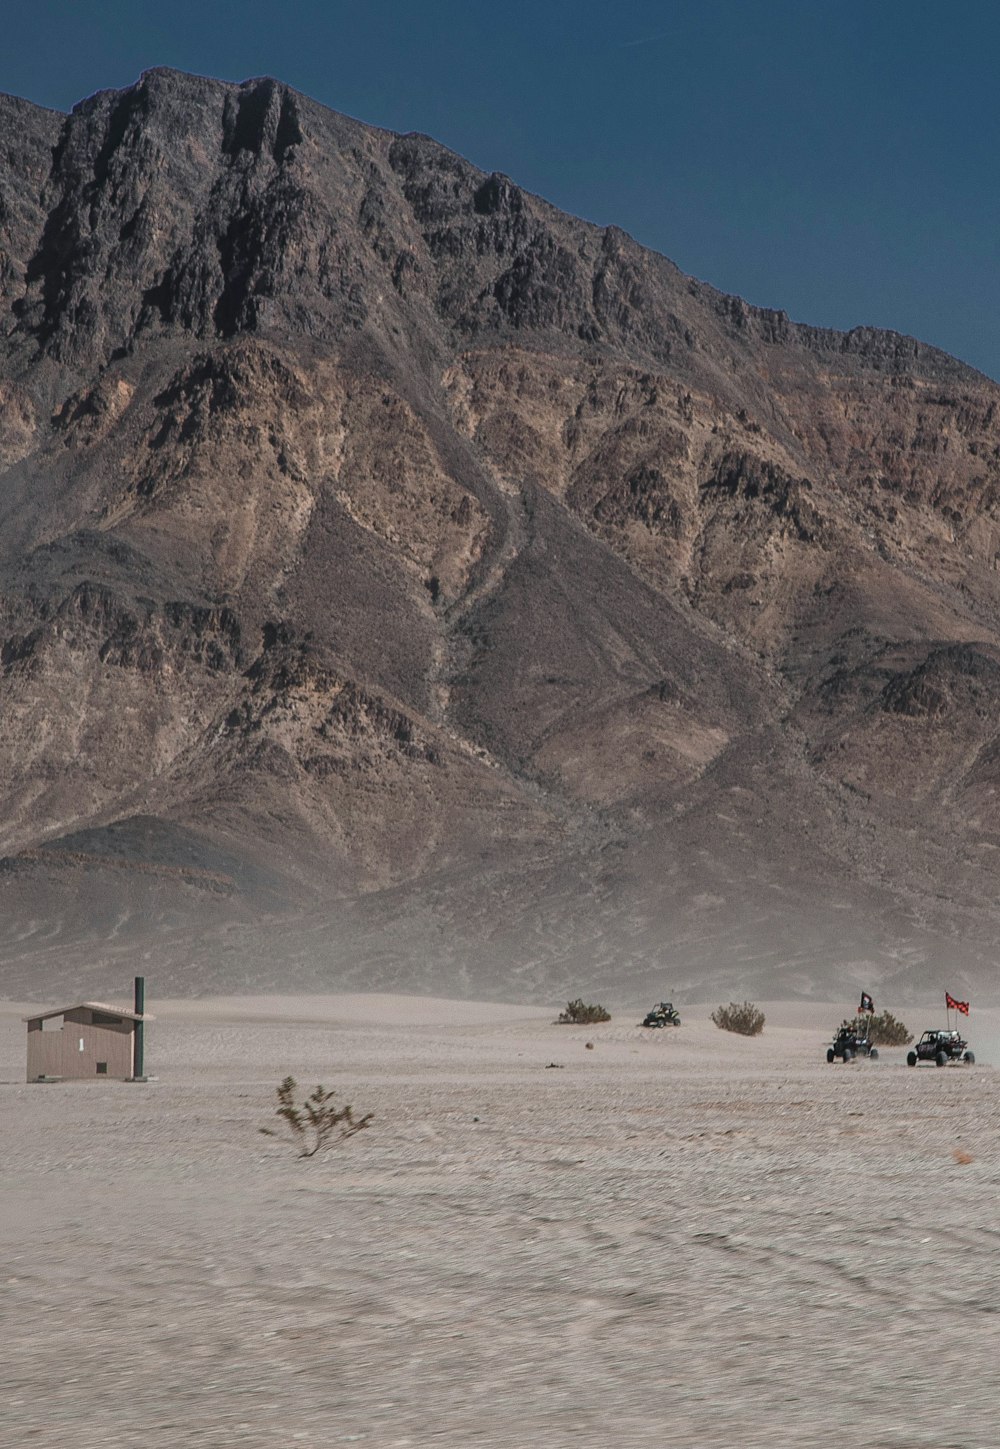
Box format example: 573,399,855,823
96,1062,108,1075
41,1015,64,1032
90,1012,123,1026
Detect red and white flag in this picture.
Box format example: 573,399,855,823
945,992,970,1016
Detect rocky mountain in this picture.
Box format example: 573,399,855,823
2,68,1000,1002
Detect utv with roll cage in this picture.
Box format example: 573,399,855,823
826,1022,878,1063
641,1001,680,1028
907,1029,974,1067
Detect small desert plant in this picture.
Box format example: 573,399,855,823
841,1011,913,1046
260,1076,373,1158
711,1001,765,1036
557,998,611,1024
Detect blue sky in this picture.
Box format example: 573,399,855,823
5,0,1000,377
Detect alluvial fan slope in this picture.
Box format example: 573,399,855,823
3,68,1000,999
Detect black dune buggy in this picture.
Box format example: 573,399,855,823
907,1029,975,1067
827,1024,878,1063
642,1001,680,1028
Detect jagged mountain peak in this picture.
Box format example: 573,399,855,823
4,69,977,384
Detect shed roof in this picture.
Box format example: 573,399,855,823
22,1001,154,1024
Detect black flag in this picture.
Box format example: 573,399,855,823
859,991,874,1014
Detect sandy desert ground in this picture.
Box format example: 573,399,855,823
2,994,999,1449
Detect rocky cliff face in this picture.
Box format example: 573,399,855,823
3,69,1000,1000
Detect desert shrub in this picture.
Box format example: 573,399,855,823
260,1076,373,1158
557,998,611,1024
711,1001,765,1036
869,1011,913,1046
841,1011,912,1046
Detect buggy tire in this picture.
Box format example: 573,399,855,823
936,1050,948,1067
907,1051,917,1067
842,1048,853,1062
965,1051,975,1065
869,1047,879,1060
827,1048,835,1063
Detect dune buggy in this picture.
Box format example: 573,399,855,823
907,1029,974,1067
642,1001,680,1028
826,1024,878,1063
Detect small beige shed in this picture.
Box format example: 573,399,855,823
24,1000,153,1081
